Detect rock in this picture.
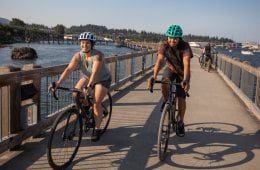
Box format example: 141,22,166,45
11,47,38,59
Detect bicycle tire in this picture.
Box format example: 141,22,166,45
171,102,177,133
99,92,112,134
207,59,212,72
199,56,204,68
157,103,171,161
47,107,83,169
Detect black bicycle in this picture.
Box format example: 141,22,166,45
47,82,112,169
204,55,212,72
199,54,205,68
150,79,189,161
199,54,212,72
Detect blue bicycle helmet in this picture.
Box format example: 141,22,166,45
78,32,96,42
166,25,183,38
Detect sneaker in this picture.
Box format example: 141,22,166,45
91,129,102,142
171,119,177,133
160,101,166,112
176,121,185,137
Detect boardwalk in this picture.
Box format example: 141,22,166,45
0,57,259,170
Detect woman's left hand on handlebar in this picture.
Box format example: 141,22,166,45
181,80,190,92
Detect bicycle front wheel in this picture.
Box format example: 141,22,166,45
47,108,83,169
100,92,112,133
157,103,171,161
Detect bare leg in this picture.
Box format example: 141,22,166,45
161,78,170,101
177,97,186,122
74,78,87,90
93,84,108,128
74,78,89,104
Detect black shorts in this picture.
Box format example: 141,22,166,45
162,67,186,98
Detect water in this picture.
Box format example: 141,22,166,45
0,42,136,68
215,47,260,68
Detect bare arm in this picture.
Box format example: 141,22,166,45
182,54,191,91
87,54,103,87
153,53,164,80
56,53,80,86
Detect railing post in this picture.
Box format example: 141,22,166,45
21,64,42,129
131,54,134,80
115,55,119,84
256,68,260,109
142,53,146,75
0,66,21,136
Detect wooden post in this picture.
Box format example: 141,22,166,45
0,66,21,135
21,64,42,128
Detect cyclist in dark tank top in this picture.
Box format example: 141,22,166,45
148,25,193,137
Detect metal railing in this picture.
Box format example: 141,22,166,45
0,49,157,153
192,47,260,118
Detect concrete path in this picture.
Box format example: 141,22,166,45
0,57,259,170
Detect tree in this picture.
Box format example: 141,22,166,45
53,24,65,40
9,18,26,27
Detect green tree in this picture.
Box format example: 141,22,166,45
9,18,26,27
53,24,65,40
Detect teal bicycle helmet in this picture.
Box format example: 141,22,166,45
166,25,183,38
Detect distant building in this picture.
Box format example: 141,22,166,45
104,37,113,41
64,34,78,40
189,42,201,48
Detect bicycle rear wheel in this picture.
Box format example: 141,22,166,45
99,92,112,133
157,103,171,161
47,107,83,169
207,59,212,72
199,56,204,68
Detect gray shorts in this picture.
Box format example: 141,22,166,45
94,78,111,89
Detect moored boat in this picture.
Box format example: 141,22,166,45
241,50,254,55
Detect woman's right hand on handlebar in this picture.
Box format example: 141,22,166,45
147,77,155,93
48,82,58,92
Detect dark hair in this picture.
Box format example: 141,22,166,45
90,40,95,48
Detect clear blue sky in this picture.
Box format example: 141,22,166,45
1,0,260,43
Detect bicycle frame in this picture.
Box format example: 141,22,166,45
52,82,92,114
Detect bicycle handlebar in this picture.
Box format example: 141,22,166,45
50,82,83,100
149,79,190,97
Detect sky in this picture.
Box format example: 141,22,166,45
1,0,260,43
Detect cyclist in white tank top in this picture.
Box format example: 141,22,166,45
49,32,111,142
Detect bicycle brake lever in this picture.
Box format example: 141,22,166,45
52,82,59,100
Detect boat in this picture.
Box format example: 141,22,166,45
189,42,200,47
253,49,260,53
241,50,254,55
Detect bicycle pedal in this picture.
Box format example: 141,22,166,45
103,111,108,117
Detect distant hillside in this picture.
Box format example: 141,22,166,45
0,17,10,24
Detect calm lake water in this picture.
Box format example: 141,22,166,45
0,42,136,68
215,47,260,68
1,43,259,68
